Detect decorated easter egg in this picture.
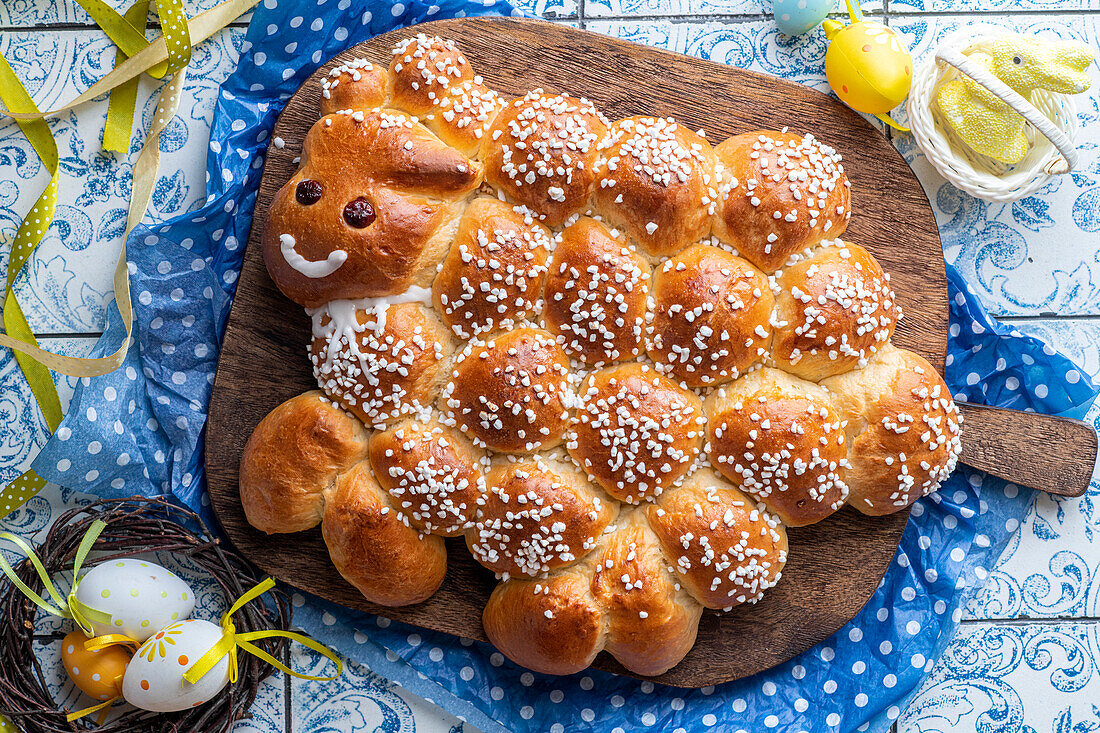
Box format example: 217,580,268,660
773,0,834,36
61,630,130,702
122,619,230,712
824,20,912,114
74,558,196,642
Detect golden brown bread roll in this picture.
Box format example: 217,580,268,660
647,243,773,387
444,328,574,453
822,345,962,515
569,363,704,503
369,416,488,536
309,300,454,430
240,392,449,606
428,80,507,157
388,34,475,115
705,369,849,527
482,565,606,676
263,109,481,308
322,462,448,606
482,90,610,227
542,217,651,365
239,391,368,534
481,473,785,676
591,510,704,676
771,240,899,382
592,116,717,258
246,34,966,678
320,59,389,116
713,130,850,272
432,197,552,339
467,455,617,578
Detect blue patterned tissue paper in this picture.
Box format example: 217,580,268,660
28,1,1100,731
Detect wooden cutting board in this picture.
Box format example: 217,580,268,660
205,17,1097,688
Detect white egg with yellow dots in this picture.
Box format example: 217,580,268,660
73,558,196,642
122,619,231,712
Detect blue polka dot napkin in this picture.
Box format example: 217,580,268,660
29,2,1099,731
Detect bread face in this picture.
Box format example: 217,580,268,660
246,34,963,678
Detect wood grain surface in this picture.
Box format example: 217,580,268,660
957,403,1096,497
204,18,1091,688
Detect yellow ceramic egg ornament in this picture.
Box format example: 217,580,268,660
61,630,130,703
823,0,913,130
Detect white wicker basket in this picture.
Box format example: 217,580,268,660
906,29,1080,203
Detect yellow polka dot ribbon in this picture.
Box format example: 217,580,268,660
184,578,344,686
102,0,156,152
0,520,112,637
0,0,259,518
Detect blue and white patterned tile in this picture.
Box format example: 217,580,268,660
585,0,890,17
0,337,97,493
0,28,244,335
900,621,1100,733
292,646,469,733
0,0,238,28
514,0,577,18
891,0,1100,13
586,18,835,92
232,672,286,733
891,14,1100,319
586,0,772,17
956,318,1100,623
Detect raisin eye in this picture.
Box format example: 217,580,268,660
343,197,377,228
296,179,323,205
1013,56,1022,65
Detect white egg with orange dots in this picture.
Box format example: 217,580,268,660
823,0,914,129
61,630,130,702
73,558,196,642
121,619,230,712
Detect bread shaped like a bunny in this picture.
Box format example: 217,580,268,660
241,33,964,679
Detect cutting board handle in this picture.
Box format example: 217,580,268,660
958,402,1097,497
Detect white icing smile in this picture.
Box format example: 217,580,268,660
280,233,347,278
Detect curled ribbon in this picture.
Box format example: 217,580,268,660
184,578,344,686
0,0,260,517
0,520,113,636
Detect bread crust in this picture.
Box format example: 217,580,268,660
243,34,964,678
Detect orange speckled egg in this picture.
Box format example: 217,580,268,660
61,630,130,701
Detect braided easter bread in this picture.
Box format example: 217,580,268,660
239,34,963,677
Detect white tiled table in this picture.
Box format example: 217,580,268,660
1,0,1098,731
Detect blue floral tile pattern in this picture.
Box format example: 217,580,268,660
891,0,1100,13
891,14,1100,318
0,0,237,28
292,641,467,733
0,28,244,334
901,621,1100,733
3,1,1100,732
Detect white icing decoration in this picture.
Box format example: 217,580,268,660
280,234,347,278
308,284,435,377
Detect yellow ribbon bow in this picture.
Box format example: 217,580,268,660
184,578,344,686
0,520,114,637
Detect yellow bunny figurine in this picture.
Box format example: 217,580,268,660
936,36,1093,164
